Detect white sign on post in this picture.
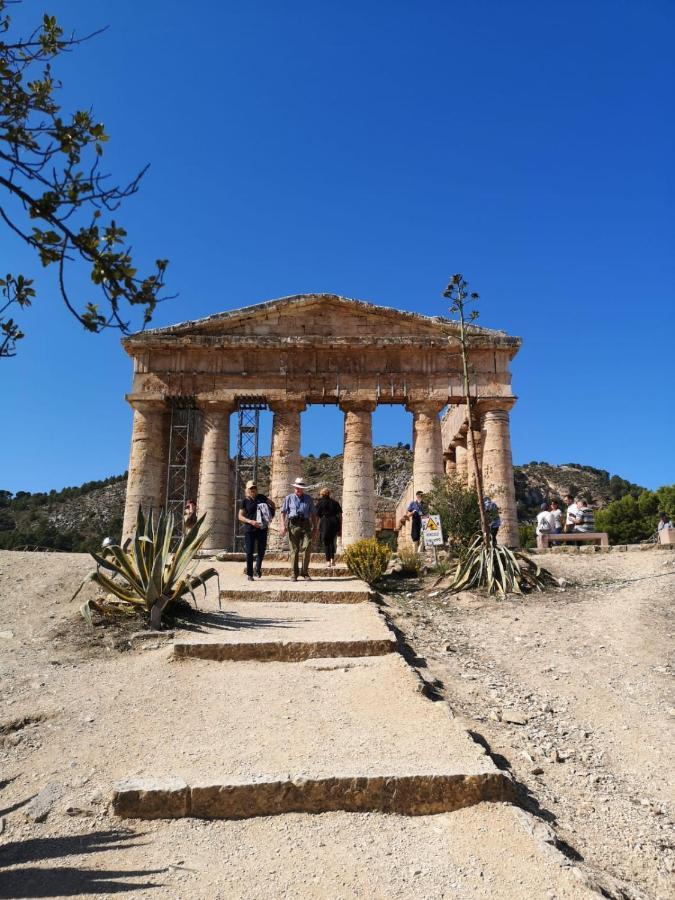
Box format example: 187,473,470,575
422,514,444,547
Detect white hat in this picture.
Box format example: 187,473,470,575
291,477,308,489
245,479,257,490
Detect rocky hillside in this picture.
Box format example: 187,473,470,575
0,452,642,552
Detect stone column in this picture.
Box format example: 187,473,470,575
407,400,445,494
122,399,169,543
268,399,306,550
466,428,483,490
444,448,457,478
480,404,519,547
455,439,468,486
196,402,233,551
340,400,376,547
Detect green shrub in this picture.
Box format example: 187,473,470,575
595,485,675,543
398,547,423,576
519,524,536,549
425,475,485,555
343,538,391,585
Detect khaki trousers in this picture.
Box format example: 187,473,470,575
288,519,312,576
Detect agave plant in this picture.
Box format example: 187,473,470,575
74,507,219,628
449,534,556,598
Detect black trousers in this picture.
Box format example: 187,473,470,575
244,528,268,577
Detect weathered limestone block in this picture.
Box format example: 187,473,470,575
122,400,169,542
455,440,468,487
340,400,376,546
113,777,190,819
197,402,233,550
173,634,396,662
115,772,514,820
481,405,519,547
268,399,306,550
466,427,483,490
407,400,444,494
444,449,457,478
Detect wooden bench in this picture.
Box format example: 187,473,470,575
538,532,609,549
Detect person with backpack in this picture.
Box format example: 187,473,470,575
238,479,276,581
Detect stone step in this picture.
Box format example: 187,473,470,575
212,561,370,604
200,551,343,563
220,586,369,604
253,565,350,578
112,654,510,820
173,602,396,662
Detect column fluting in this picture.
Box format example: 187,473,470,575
196,402,233,550
268,399,306,550
122,399,169,543
407,400,445,495
340,400,376,547
480,405,519,547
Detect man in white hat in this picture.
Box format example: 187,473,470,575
280,477,317,581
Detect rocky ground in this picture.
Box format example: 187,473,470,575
0,548,672,899
383,549,675,900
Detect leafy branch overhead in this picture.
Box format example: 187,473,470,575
0,1,170,357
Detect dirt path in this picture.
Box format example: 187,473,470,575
0,549,672,898
384,550,675,900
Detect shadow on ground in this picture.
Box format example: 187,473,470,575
0,830,165,898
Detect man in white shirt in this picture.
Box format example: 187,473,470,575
536,503,554,537
550,499,563,533
564,494,580,533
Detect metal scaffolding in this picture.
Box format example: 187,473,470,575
232,398,266,551
165,397,198,546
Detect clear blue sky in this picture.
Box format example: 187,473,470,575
2,0,673,494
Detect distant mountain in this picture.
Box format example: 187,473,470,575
0,451,642,552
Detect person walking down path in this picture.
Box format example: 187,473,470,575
238,480,276,581
315,488,342,567
536,502,554,538
405,491,426,553
281,478,317,581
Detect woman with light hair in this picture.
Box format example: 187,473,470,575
315,487,342,568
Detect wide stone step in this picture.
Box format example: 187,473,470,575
212,561,370,604
173,602,396,662
112,654,509,820
114,771,511,819
254,564,350,578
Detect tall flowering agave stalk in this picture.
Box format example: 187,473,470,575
443,274,555,596
75,508,219,629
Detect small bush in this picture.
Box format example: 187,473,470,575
343,538,391,585
398,547,423,576
519,523,536,549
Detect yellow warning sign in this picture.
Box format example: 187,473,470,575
422,514,444,547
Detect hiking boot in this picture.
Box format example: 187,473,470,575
247,575,254,582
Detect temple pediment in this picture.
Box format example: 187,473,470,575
124,293,518,350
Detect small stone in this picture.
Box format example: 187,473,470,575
531,766,545,775
444,643,455,653
502,710,528,725
549,749,561,763
24,782,64,823
0,630,14,639
65,806,93,817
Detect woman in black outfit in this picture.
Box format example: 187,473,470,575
315,488,342,567
237,480,275,581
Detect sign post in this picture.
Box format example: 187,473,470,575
422,514,444,564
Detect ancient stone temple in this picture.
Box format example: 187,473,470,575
121,293,522,548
